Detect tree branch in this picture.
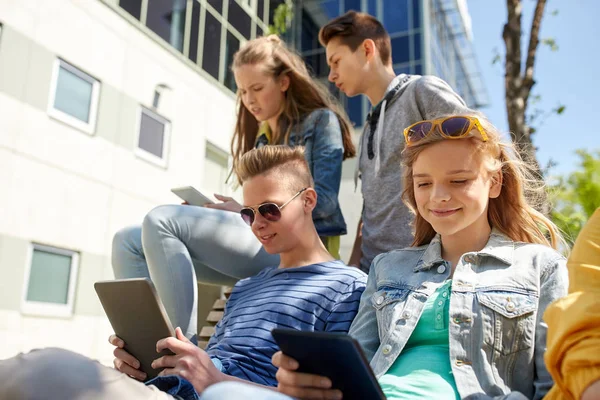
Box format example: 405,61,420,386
522,0,547,110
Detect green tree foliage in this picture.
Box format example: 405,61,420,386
268,2,293,36
549,149,600,245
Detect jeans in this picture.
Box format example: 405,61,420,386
112,205,279,338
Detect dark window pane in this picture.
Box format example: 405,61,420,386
208,0,223,14
224,31,241,91
414,62,422,76
257,0,265,23
391,35,410,64
412,0,421,29
188,1,201,62
305,51,328,77
202,12,222,80
120,0,142,20
228,0,251,39
300,9,320,52
146,0,187,52
413,33,421,62
139,111,166,158
347,95,364,126
383,0,409,34
344,0,361,12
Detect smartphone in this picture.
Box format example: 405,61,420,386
271,329,386,400
95,278,176,381
171,186,215,206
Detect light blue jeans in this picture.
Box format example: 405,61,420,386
112,205,279,339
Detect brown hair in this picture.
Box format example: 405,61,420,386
230,35,355,179
319,10,392,66
401,112,566,250
235,145,314,192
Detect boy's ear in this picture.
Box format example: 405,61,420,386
303,188,317,213
362,39,377,61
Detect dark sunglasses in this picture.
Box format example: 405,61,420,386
403,116,488,146
240,188,308,226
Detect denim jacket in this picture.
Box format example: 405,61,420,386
287,108,347,237
349,230,568,400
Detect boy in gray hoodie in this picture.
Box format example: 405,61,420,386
319,11,471,272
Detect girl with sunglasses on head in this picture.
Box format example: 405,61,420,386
201,113,569,399
111,35,355,341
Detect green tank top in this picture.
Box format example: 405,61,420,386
379,280,460,399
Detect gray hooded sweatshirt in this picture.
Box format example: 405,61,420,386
357,74,471,272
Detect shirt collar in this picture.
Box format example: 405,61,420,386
414,228,514,272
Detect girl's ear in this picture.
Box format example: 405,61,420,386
279,74,290,92
303,188,317,214
489,169,503,199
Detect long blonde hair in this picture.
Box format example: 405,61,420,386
230,35,355,175
401,112,565,250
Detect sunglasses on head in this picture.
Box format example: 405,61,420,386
403,116,488,146
240,188,308,226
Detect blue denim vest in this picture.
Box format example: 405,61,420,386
349,231,568,399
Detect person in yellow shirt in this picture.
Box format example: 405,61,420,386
545,208,600,400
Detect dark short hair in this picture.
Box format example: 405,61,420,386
319,11,391,66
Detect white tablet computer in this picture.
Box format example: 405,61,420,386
94,278,175,381
171,186,215,206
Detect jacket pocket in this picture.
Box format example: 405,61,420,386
476,290,537,356
371,287,411,341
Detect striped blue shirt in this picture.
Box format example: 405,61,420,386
205,260,367,387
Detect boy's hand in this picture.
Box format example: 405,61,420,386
152,327,226,393
109,334,147,381
204,194,243,213
272,351,342,400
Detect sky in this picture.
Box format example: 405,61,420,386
466,0,600,178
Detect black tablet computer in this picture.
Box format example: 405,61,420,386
271,329,386,400
94,278,175,381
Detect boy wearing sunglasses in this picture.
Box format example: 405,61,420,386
320,11,471,272
0,146,367,400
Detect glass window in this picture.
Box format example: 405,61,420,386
48,59,100,134
305,51,328,78
188,1,202,63
344,0,361,12
412,0,421,30
22,244,79,317
414,62,422,76
257,0,265,23
347,95,364,127
119,0,142,20
224,30,241,91
202,11,222,80
413,33,421,62
394,64,411,75
320,0,340,18
228,1,252,39
203,141,230,195
383,0,409,34
136,107,170,166
368,0,377,16
391,35,410,64
208,0,223,14
146,0,187,52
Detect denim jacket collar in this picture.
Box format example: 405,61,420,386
414,228,514,273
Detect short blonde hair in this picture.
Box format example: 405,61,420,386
235,145,314,192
